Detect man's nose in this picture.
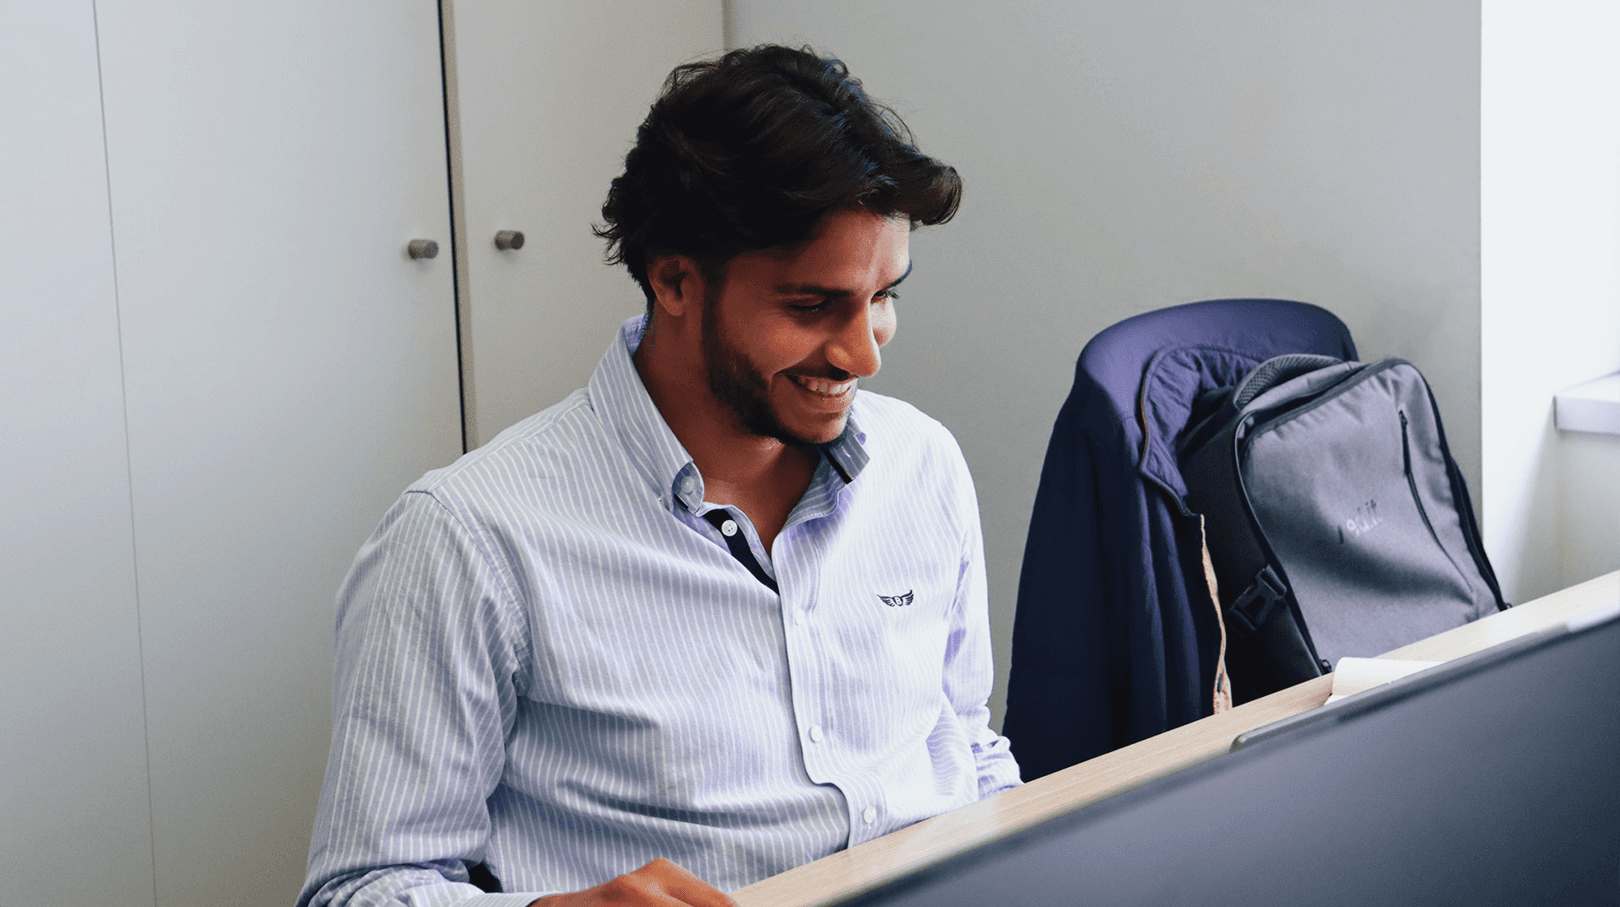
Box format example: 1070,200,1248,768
826,303,894,379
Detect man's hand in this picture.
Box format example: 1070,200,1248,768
528,858,738,907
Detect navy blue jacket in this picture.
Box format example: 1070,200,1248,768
1002,299,1356,780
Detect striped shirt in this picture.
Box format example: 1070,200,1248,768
299,316,1021,907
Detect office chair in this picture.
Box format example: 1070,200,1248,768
1001,298,1356,780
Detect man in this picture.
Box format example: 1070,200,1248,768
299,44,1019,907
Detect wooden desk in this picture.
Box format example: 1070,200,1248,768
733,570,1620,907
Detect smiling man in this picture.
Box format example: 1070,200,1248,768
632,206,909,552
300,45,1020,907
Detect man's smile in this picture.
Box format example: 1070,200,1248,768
789,373,858,398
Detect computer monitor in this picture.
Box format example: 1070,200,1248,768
842,605,1620,906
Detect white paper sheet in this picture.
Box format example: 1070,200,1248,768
1325,657,1442,704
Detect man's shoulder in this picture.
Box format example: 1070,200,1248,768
846,391,980,541
849,390,978,504
852,389,961,456
407,388,610,503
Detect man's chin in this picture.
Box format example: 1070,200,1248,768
725,380,853,448
780,411,850,448
742,404,845,449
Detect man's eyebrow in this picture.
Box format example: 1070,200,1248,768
776,261,914,297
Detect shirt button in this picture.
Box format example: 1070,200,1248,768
680,476,695,495
862,807,877,824
808,725,824,743
720,519,738,537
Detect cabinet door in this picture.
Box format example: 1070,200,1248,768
447,0,724,443
95,3,462,904
0,4,155,904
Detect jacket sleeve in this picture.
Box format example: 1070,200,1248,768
1001,392,1134,780
297,491,542,907
1003,383,1226,780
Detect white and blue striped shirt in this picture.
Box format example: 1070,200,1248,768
299,316,1021,907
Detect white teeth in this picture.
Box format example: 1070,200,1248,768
794,375,855,396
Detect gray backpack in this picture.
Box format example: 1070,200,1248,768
1179,355,1507,703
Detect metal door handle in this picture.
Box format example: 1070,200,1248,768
495,230,525,251
408,239,439,259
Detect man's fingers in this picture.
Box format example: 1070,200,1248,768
634,858,738,907
528,858,738,907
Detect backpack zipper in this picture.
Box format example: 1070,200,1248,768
1401,409,1467,581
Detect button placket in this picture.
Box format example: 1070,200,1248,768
778,542,830,784
782,531,816,629
701,507,776,593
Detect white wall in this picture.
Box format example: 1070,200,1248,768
1482,1,1620,603
730,1,1482,726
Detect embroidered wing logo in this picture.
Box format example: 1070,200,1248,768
878,590,915,608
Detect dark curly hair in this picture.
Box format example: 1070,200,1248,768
596,44,962,308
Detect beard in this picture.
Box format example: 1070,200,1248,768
701,294,849,448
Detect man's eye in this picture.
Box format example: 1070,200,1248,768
789,300,829,313
875,289,900,302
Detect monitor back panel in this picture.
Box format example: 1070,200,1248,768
846,613,1620,906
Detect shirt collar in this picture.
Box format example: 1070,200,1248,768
589,315,871,513
821,417,870,486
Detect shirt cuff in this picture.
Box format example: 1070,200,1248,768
461,894,553,907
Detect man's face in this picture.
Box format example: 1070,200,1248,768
701,207,910,447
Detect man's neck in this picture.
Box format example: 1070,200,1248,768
633,332,817,549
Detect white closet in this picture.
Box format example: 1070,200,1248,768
446,0,724,444
5,2,461,903
3,2,724,904
1,4,155,903
3,3,723,905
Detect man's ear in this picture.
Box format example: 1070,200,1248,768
646,254,702,319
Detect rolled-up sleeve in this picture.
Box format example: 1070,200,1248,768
298,491,539,907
